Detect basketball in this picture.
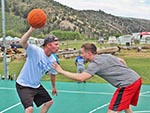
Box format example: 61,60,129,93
27,9,47,28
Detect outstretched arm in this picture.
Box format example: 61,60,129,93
19,27,35,49
53,63,92,82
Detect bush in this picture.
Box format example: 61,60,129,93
50,30,83,40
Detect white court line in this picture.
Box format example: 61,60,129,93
0,87,113,95
0,102,21,113
140,91,150,95
0,87,150,96
134,111,150,113
139,91,150,97
0,87,150,113
50,90,150,97
56,90,113,95
89,103,109,113
0,87,14,90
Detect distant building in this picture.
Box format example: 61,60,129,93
139,34,150,44
28,37,44,46
118,35,134,46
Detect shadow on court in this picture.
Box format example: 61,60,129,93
0,80,150,113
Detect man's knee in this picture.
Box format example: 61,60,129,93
107,109,119,113
45,100,53,107
25,106,33,113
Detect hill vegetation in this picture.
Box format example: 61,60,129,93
0,0,150,39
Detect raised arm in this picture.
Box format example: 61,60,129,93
19,27,35,49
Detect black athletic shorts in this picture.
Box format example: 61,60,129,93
16,82,52,109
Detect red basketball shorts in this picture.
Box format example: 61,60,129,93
109,78,142,111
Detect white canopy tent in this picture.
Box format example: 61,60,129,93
108,36,119,45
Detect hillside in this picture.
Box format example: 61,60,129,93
0,0,150,39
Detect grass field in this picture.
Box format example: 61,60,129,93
0,40,150,84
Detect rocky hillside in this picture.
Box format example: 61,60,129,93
1,0,150,38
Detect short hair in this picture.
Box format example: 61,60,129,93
81,43,97,54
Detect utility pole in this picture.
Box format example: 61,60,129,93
1,0,8,79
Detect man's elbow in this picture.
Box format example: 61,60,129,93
19,40,23,46
19,40,27,48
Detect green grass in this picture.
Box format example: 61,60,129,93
0,59,24,77
0,40,150,84
125,58,150,84
0,56,149,84
42,57,150,84
42,58,106,83
59,40,101,50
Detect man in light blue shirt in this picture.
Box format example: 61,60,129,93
16,27,59,113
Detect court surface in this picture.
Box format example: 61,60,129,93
0,80,150,113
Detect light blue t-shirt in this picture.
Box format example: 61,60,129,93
16,44,57,88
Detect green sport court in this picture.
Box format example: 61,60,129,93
0,80,150,113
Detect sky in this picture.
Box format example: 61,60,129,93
54,0,150,20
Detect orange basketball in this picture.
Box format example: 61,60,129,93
27,9,47,28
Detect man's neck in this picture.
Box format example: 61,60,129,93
44,48,52,56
